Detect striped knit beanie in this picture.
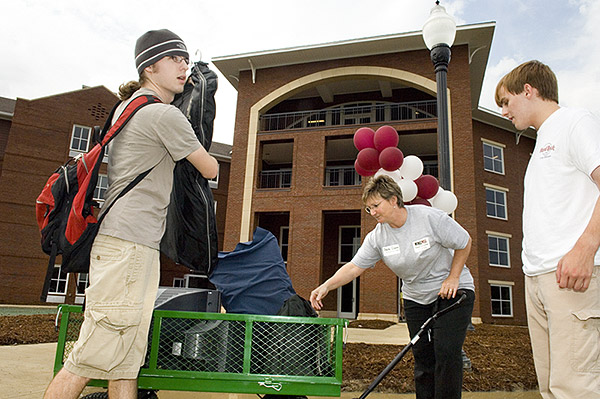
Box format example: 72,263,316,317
135,29,189,75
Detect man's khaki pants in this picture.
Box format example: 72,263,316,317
525,267,600,399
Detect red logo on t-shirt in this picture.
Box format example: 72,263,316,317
539,143,555,159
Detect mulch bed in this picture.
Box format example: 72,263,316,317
343,323,537,393
0,314,538,393
0,314,59,345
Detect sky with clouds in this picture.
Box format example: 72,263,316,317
1,0,599,145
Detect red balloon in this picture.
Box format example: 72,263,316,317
355,159,376,177
353,127,376,150
409,197,432,206
415,175,439,199
379,147,404,171
374,125,399,152
356,148,380,172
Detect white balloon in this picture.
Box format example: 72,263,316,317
375,168,403,185
397,179,418,202
399,155,423,181
431,190,458,214
429,187,443,202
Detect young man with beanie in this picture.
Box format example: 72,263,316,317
44,29,219,399
496,60,600,399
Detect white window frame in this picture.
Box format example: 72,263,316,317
173,277,185,287
74,273,89,304
338,226,361,264
183,274,207,288
102,143,109,164
75,273,88,296
486,231,512,268
489,280,514,317
208,165,219,189
279,226,289,263
94,174,109,207
46,264,69,303
482,139,505,175
69,124,92,157
341,103,375,125
485,184,508,220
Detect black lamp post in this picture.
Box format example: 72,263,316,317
422,1,456,190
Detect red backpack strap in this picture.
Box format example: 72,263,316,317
80,95,162,216
100,94,162,146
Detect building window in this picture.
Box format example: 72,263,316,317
488,234,510,268
485,186,508,220
173,277,185,287
94,174,108,206
422,160,438,178
490,282,513,317
102,144,109,164
69,125,92,157
280,226,289,263
208,165,219,189
339,226,361,264
483,141,505,174
325,166,361,187
260,169,292,189
49,265,68,295
76,273,89,295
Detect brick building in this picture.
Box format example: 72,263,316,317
0,87,231,305
213,22,535,325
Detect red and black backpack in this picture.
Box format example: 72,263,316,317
35,94,161,301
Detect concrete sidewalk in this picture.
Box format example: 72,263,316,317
0,323,541,399
346,323,410,345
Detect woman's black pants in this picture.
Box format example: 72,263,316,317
403,290,475,399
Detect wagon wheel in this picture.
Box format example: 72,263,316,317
80,390,157,399
80,393,107,399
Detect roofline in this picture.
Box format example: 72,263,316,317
211,22,495,110
209,151,232,161
0,110,13,120
14,85,117,102
213,21,495,65
472,106,536,140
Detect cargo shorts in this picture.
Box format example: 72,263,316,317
64,234,160,380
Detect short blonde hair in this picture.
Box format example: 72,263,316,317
495,60,558,106
362,175,404,208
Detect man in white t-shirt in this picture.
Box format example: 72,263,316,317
496,60,600,399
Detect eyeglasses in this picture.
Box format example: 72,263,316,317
169,55,190,66
364,201,382,214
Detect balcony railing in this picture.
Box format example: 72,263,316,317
259,100,437,132
259,169,292,189
259,165,437,189
325,166,361,187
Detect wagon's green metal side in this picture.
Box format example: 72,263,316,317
54,305,347,396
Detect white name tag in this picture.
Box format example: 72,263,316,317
412,238,431,253
382,244,401,256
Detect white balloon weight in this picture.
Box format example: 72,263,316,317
431,189,458,214
399,155,424,181
397,179,418,202
374,168,403,185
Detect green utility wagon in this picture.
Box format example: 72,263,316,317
54,305,347,397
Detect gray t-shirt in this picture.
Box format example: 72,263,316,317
351,205,475,305
98,88,202,250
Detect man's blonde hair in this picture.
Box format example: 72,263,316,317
118,73,150,101
495,60,558,106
